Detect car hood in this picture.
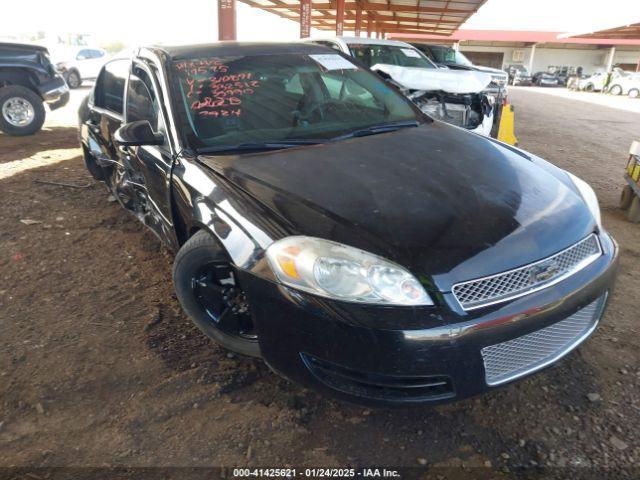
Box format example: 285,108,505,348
370,63,493,94
201,123,595,291
468,65,508,77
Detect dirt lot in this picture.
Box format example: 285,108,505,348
510,85,640,114
1,87,640,478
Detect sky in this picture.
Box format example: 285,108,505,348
463,0,640,33
2,0,640,48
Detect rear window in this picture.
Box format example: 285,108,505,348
94,59,129,114
348,44,436,69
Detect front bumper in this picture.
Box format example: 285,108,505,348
241,233,618,406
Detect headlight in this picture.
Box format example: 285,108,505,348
567,172,602,230
265,236,433,306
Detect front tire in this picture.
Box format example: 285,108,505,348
609,84,622,96
173,231,261,357
66,70,82,89
0,85,46,136
629,88,639,99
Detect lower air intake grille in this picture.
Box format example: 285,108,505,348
481,294,606,386
301,353,454,402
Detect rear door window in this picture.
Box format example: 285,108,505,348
94,59,130,115
76,49,91,60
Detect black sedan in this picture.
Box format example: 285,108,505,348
532,72,560,87
79,43,617,406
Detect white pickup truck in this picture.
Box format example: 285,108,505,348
306,37,497,137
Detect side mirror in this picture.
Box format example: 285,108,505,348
114,120,164,147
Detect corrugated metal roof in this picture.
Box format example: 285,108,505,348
238,0,488,35
562,22,640,41
389,29,640,45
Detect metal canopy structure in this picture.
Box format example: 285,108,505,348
559,20,640,72
228,0,487,39
566,22,640,40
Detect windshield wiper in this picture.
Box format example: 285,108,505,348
197,122,419,154
331,121,420,141
197,139,322,155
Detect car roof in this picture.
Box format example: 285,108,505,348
411,43,449,49
57,46,103,53
0,41,48,53
310,36,414,48
149,42,333,61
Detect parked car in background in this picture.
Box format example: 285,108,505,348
506,65,532,85
0,42,69,136
555,72,569,86
410,43,508,92
52,46,109,88
608,73,640,98
566,74,584,90
532,72,560,87
578,71,608,92
79,42,617,406
306,37,498,137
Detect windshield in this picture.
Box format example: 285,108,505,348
509,65,528,74
348,44,436,69
429,46,473,67
170,53,422,151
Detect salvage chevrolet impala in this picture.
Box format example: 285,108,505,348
79,43,618,406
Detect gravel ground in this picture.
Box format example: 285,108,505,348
510,85,640,114
0,87,639,479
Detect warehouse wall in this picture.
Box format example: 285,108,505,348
459,44,640,74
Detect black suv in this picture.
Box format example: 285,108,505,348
0,42,69,136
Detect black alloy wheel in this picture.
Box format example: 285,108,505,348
173,231,260,357
191,261,256,340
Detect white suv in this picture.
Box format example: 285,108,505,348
608,73,640,98
53,47,109,88
305,37,496,136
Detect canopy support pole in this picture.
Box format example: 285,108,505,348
300,0,311,38
336,0,345,36
355,4,362,37
218,0,236,40
527,44,537,73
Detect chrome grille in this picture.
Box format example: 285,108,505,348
452,234,601,310
481,295,606,386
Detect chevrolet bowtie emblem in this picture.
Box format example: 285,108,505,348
530,260,561,283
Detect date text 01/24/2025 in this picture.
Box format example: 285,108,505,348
233,468,401,478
